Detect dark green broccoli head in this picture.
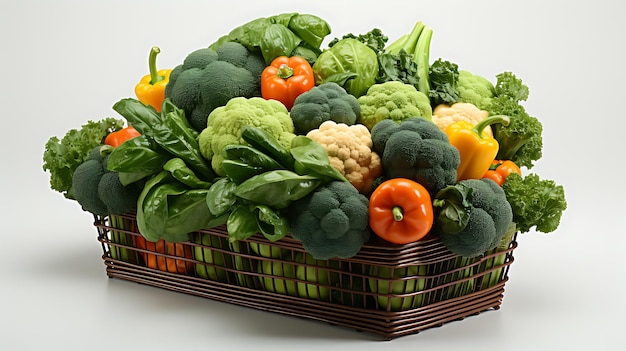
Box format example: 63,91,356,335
371,118,459,194
87,145,105,162
97,171,141,215
289,82,361,135
183,48,219,69
165,42,266,132
288,180,370,260
434,178,514,257
72,148,141,216
463,178,512,243
72,158,108,215
216,42,266,77
439,206,496,257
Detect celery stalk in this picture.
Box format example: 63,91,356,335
414,25,432,96
109,215,134,263
480,223,517,289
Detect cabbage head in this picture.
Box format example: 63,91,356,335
312,38,378,98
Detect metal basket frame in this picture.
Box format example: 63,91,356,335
94,213,517,340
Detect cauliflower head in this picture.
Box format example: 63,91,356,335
432,102,493,137
198,97,296,176
306,121,382,195
356,81,432,130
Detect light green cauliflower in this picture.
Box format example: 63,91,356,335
456,70,495,111
198,97,296,176
356,81,432,130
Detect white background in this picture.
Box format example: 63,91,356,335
2,0,624,349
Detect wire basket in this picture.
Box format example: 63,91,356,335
94,212,517,340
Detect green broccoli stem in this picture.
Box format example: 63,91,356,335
148,46,164,85
392,206,404,221
492,124,528,160
473,115,510,138
276,64,294,79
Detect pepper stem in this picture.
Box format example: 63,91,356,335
473,115,510,138
392,206,404,221
276,64,294,79
148,46,164,85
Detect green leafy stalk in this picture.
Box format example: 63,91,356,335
480,222,516,289
414,25,432,96
108,215,136,263
383,21,432,96
386,21,424,55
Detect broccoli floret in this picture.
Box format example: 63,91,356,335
357,81,432,130
97,171,141,215
290,82,361,135
456,70,495,111
165,42,266,132
72,146,141,216
72,158,108,215
433,178,513,258
198,97,296,176
288,180,370,260
489,72,543,169
370,117,459,195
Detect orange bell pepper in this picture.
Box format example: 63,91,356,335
483,159,522,186
445,115,510,181
104,126,141,148
368,178,434,244
261,55,315,110
134,46,171,112
133,236,194,275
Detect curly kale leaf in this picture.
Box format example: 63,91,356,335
43,118,125,198
502,173,567,233
490,72,543,169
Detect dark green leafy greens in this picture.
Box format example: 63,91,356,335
136,170,225,243
428,58,462,106
108,98,223,243
210,126,347,243
111,98,216,181
209,13,331,65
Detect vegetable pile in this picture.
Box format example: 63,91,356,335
43,13,567,300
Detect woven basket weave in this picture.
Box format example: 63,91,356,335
94,213,517,339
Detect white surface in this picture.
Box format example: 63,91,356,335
2,0,624,349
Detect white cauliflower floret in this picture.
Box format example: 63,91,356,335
432,102,492,137
306,121,382,195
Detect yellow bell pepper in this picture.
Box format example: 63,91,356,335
134,46,171,112
444,115,510,181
